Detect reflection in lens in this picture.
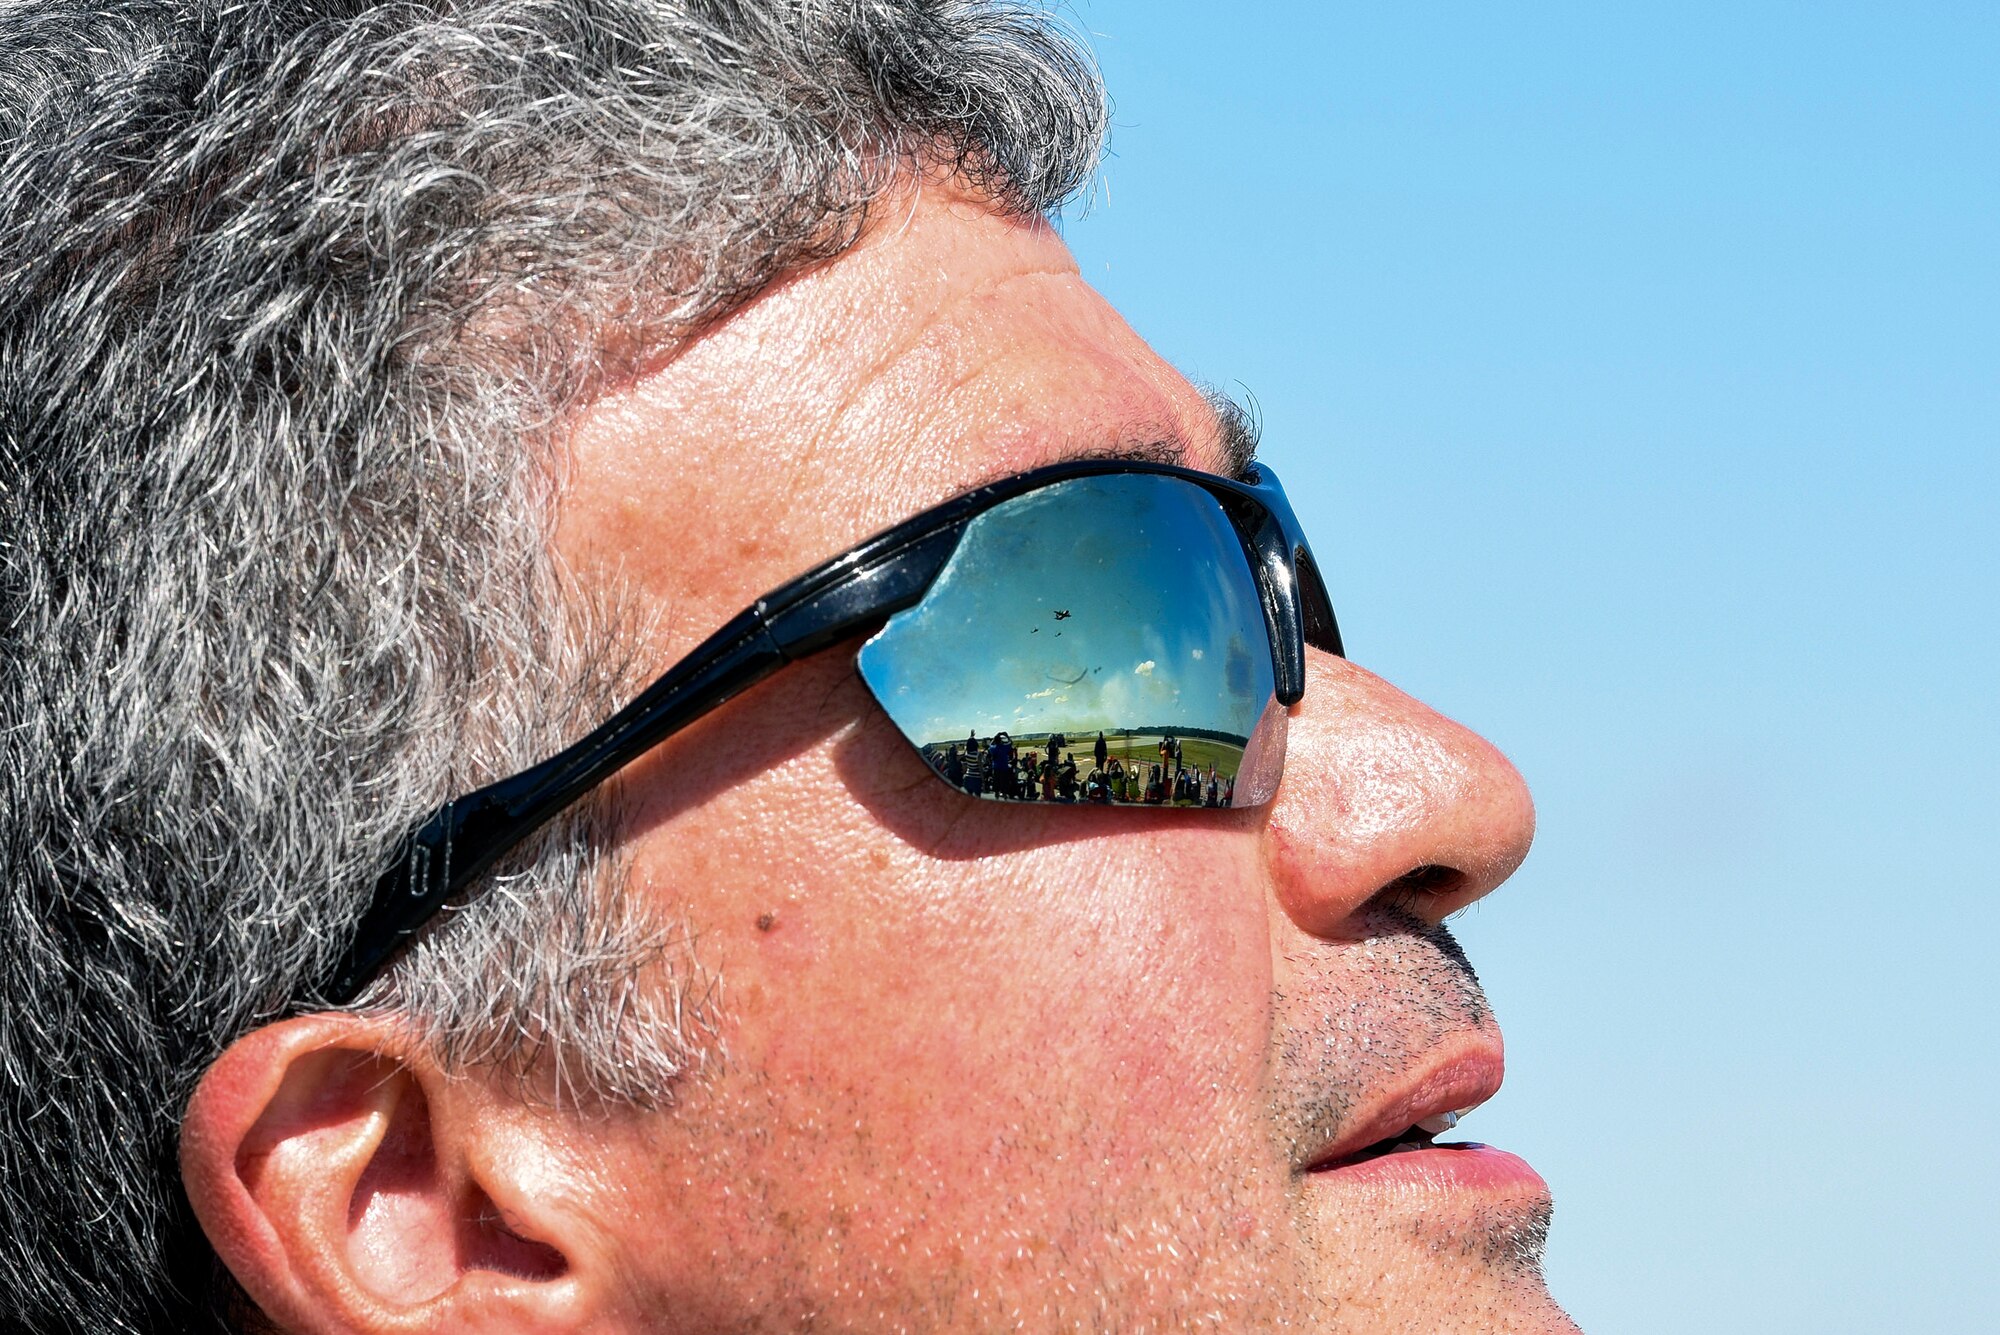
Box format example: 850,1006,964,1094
858,474,1283,809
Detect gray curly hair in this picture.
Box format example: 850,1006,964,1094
0,1,1104,1329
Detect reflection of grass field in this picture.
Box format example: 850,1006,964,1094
1081,734,1244,779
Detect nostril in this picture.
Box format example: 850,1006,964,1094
1380,863,1467,900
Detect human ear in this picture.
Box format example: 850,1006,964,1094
180,1015,596,1334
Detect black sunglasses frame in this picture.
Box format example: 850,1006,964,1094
323,459,1342,1003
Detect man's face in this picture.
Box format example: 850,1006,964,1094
550,183,1571,1333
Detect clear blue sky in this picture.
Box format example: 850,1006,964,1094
1057,4,1998,1331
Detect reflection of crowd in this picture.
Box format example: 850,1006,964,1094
934,728,1235,808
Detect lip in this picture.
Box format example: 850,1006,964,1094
1314,1142,1548,1195
1299,1040,1506,1175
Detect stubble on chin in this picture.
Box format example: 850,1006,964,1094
1411,1195,1555,1279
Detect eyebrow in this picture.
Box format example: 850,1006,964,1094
1049,386,1264,481
1207,387,1263,480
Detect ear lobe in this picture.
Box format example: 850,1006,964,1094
183,1016,585,1334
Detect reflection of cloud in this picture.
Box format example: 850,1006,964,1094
1135,660,1156,676
1026,686,1057,699
1191,648,1205,660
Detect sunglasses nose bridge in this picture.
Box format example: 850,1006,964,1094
1292,546,1344,659
1244,513,1309,707
1236,465,1343,663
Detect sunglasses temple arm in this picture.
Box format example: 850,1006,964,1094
323,523,966,1003
322,608,790,1003
533,519,964,796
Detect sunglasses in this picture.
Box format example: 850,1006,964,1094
324,460,1341,1002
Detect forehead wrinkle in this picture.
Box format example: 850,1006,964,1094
820,268,1188,510
805,260,1095,487
734,210,1078,490
849,259,1083,407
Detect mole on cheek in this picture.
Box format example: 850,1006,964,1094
756,911,778,932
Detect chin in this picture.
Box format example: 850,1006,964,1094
1293,1168,1582,1333
1377,1273,1582,1335
1302,1247,1582,1335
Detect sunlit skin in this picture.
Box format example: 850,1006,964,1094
182,178,1579,1333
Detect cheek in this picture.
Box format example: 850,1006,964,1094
601,659,1284,1295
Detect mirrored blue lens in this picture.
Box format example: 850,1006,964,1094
857,473,1286,808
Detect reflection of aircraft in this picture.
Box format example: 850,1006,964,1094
1053,609,1071,619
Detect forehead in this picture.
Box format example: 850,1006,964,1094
556,182,1236,660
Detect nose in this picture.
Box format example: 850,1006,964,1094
1263,652,1537,938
